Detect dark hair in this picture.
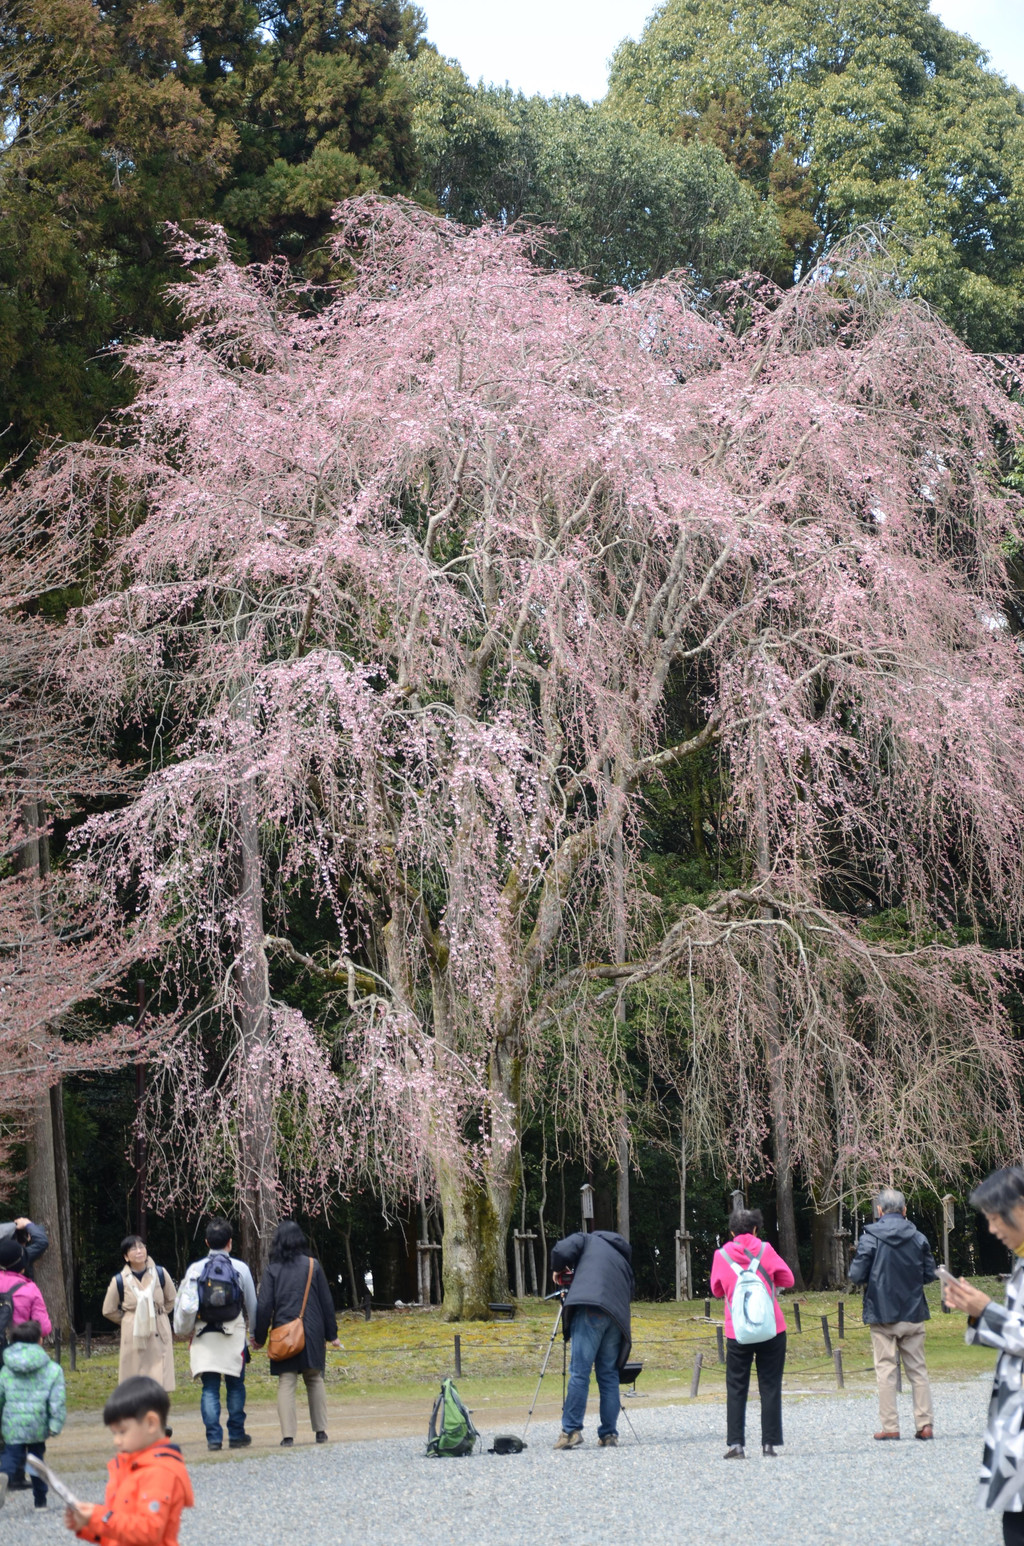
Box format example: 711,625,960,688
120,1235,146,1259
970,1167,1024,1224
205,1218,233,1251
103,1376,170,1428
11,1319,41,1344
728,1208,764,1238
268,1220,308,1265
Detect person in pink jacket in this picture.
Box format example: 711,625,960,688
710,1206,794,1459
0,1238,52,1337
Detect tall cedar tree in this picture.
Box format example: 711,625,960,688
0,0,423,470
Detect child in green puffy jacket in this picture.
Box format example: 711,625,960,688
0,1319,66,1510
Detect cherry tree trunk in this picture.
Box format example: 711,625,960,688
439,1045,519,1320
27,1086,74,1334
235,783,279,1278
17,802,74,1331
769,1049,806,1291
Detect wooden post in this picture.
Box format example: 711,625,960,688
942,1194,955,1314
690,1351,703,1397
821,1315,832,1356
837,1301,845,1339
834,1349,844,1389
580,1184,594,1233
513,1231,524,1299
716,1325,725,1364
704,1297,711,1319
675,1231,693,1302
454,1335,462,1377
793,1302,802,1333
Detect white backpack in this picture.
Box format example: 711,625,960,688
728,1242,777,1344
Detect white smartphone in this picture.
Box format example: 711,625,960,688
936,1263,956,1286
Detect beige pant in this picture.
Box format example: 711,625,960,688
869,1321,933,1433
276,1370,328,1439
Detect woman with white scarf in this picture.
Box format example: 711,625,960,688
102,1234,177,1390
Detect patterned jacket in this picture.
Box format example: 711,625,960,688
0,1341,66,1443
966,1257,1024,1512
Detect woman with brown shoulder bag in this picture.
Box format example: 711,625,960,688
253,1221,339,1445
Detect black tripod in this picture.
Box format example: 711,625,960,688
521,1289,566,1444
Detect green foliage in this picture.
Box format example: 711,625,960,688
403,50,782,290
607,0,1024,347
0,0,424,470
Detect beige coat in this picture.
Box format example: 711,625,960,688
102,1258,177,1391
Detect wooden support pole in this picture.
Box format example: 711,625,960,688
793,1301,802,1333
690,1351,703,1397
837,1301,845,1339
454,1335,462,1377
716,1325,725,1364
834,1349,844,1389
821,1315,832,1357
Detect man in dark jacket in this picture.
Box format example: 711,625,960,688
848,1187,938,1441
549,1229,633,1450
0,1220,47,1281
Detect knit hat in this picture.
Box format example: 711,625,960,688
0,1238,24,1269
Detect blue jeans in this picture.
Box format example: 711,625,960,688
1,1440,46,1504
200,1372,247,1444
562,1308,622,1438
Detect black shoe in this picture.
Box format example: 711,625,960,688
207,1442,222,1451
762,1444,778,1457
34,1499,47,1510
724,1444,745,1459
280,1437,294,1447
315,1431,329,1444
229,1435,252,1449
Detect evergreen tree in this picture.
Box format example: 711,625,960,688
607,0,1024,348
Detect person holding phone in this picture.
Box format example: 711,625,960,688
944,1166,1024,1546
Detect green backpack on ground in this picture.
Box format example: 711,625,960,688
426,1376,479,1457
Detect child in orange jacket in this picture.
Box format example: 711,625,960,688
64,1377,193,1546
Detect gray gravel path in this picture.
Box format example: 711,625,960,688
0,1380,1003,1545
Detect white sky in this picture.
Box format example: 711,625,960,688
417,1,1024,102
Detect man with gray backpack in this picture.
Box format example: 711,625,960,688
173,1218,257,1451
710,1206,795,1459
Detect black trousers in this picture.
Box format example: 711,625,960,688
1003,1512,1024,1546
726,1330,786,1447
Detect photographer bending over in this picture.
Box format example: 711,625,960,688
550,1228,633,1450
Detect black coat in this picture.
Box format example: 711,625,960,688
254,1255,338,1375
848,1212,938,1325
550,1230,634,1368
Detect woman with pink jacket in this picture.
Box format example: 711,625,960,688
0,1237,51,1336
710,1206,794,1459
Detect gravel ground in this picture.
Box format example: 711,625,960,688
0,1379,1004,1546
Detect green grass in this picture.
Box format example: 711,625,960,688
62,1282,1000,1416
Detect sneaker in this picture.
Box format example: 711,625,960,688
315,1431,329,1445
724,1444,745,1459
207,1442,222,1451
229,1435,252,1449
279,1437,294,1447
0,1473,7,1509
554,1430,583,1450
598,1434,618,1448
874,1431,900,1440
915,1426,934,1441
